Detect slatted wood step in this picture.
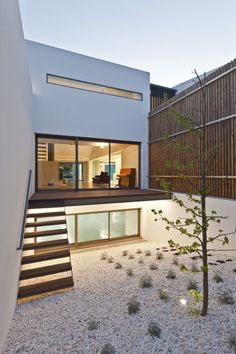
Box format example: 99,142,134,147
23,239,68,251
24,229,67,239
21,249,70,264
18,276,74,298
26,220,66,228
27,211,65,218
20,262,72,280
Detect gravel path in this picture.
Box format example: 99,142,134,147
3,241,236,354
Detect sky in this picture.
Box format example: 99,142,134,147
19,0,236,87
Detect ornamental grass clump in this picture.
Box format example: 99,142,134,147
128,254,135,259
187,279,198,291
136,248,142,254
122,250,128,256
149,263,158,270
126,268,134,276
127,296,140,315
218,289,234,305
172,257,179,266
159,288,169,301
191,262,200,273
147,322,161,338
100,252,108,260
100,343,116,354
228,328,236,353
88,320,99,331
107,256,114,263
144,249,152,256
114,262,122,269
156,252,164,260
139,273,153,288
213,273,223,283
138,257,144,264
166,269,176,279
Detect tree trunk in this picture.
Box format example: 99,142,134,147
201,228,208,316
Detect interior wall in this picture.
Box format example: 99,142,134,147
0,0,34,350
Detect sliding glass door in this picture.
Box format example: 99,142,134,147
36,135,140,190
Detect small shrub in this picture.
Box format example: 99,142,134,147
88,320,99,331
139,273,153,288
218,289,234,305
159,288,169,301
166,269,176,279
172,257,179,266
147,322,161,338
156,252,164,260
128,254,135,259
228,328,236,353
107,256,114,263
191,262,200,273
114,262,122,269
138,257,144,264
127,296,140,315
149,263,158,270
213,273,223,283
126,268,134,276
136,248,142,254
144,249,152,256
233,268,236,273
100,343,116,354
100,252,108,260
122,250,128,256
187,279,198,291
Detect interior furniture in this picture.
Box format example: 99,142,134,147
117,168,136,188
92,171,110,185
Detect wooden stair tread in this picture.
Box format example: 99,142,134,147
20,262,72,280
18,276,74,298
26,220,66,228
24,229,67,238
27,211,65,218
21,249,70,264
23,239,68,251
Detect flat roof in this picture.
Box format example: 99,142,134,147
29,189,171,208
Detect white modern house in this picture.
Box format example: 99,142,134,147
1,1,236,352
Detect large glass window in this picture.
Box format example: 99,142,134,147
66,209,140,244
37,136,140,190
37,137,76,190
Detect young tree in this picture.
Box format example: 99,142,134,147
152,70,235,316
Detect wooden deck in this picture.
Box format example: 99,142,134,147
29,189,171,208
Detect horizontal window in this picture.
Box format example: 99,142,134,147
47,74,143,101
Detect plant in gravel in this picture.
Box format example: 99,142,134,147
151,71,236,316
144,249,152,256
228,328,236,353
233,268,236,273
127,296,140,315
188,289,203,316
114,262,122,269
136,248,142,254
172,257,179,266
187,279,198,291
107,256,114,263
213,273,223,283
147,322,161,338
88,320,99,331
126,268,134,276
122,250,128,256
166,269,176,279
159,288,169,301
191,262,200,273
100,343,116,354
149,263,158,270
100,252,108,260
156,252,164,260
138,257,144,264
218,289,234,305
128,254,135,259
139,273,153,288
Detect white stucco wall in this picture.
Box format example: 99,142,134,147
26,41,150,188
0,0,34,350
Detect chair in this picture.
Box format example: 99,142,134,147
117,168,136,188
92,171,110,185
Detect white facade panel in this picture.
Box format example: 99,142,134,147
26,41,150,187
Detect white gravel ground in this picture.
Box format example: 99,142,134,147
3,241,236,354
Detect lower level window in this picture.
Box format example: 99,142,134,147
66,209,139,244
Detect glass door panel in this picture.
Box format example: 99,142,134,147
77,213,108,242
110,210,139,238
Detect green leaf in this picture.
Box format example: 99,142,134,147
201,265,208,273
223,235,229,245
180,264,188,272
